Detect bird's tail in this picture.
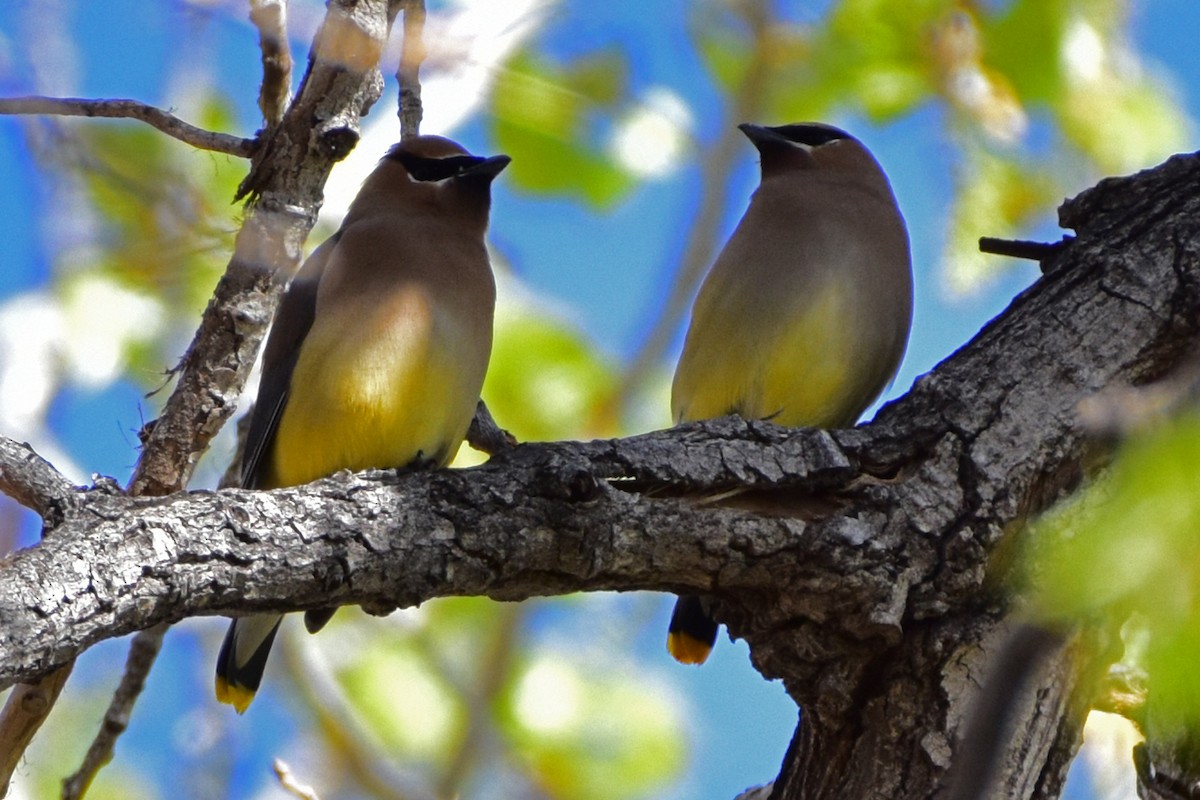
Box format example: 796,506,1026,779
215,614,283,714
667,595,719,665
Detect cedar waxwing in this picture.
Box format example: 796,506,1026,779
215,135,510,713
666,122,913,665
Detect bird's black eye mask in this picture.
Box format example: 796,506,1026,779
772,123,854,147
388,151,487,182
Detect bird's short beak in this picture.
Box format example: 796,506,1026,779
466,154,511,180
737,123,790,148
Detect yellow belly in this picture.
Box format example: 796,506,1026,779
263,287,479,488
672,280,858,427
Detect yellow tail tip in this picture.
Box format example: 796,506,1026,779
215,676,256,714
667,632,712,665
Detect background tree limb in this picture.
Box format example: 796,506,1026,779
0,96,256,156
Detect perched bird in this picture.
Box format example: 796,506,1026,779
667,122,913,665
215,136,510,713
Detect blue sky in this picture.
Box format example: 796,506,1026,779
0,1,1197,798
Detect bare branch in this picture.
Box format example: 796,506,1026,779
60,625,166,800
250,0,293,126
0,424,856,688
0,96,256,157
0,665,73,798
397,0,426,139
0,435,77,524
274,760,321,800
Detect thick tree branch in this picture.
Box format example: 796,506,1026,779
0,96,256,156
0,435,77,525
0,420,857,688
1,126,1197,800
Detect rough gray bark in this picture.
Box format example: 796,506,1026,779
0,123,1197,800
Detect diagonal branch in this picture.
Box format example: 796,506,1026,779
0,96,256,157
612,0,775,414
250,0,293,126
0,435,77,525
59,627,165,800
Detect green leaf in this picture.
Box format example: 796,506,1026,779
1030,411,1200,727
488,49,636,207
483,301,618,442
500,655,685,799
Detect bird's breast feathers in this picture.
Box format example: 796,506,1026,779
264,285,485,487
673,279,860,426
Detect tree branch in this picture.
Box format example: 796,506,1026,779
0,419,858,689
396,0,426,139
613,0,774,414
0,96,256,157
0,435,78,525
59,624,165,800
250,0,293,127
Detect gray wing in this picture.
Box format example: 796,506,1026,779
240,232,340,489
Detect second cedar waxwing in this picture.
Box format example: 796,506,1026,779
666,122,913,665
214,136,510,713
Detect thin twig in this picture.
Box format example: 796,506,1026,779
0,97,256,157
0,435,77,523
60,625,166,800
0,665,74,798
611,0,775,417
250,0,293,126
397,0,426,139
273,759,321,800
282,631,437,800
978,235,1071,267
435,604,525,798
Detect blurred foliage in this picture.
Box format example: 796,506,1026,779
489,0,1189,293
310,598,683,799
23,96,242,395
490,49,637,207
484,293,619,443
1030,411,1200,733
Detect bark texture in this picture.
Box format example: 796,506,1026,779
1,148,1198,798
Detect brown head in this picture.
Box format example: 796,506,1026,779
346,135,511,225
739,122,896,202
